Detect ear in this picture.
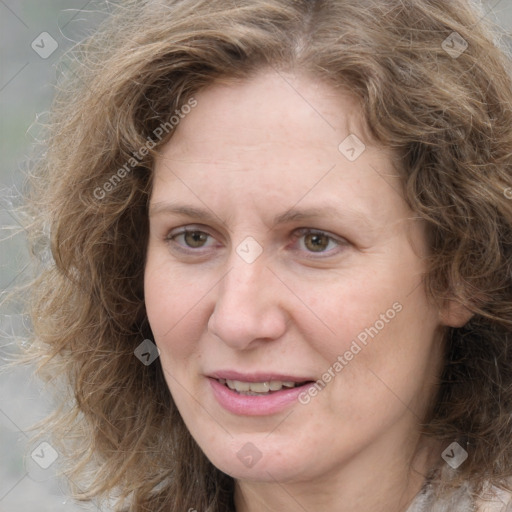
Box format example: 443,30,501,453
439,297,474,328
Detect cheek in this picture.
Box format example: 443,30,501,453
324,290,439,418
144,251,206,355
294,273,397,355
301,260,439,382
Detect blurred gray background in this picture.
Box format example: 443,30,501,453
1,2,112,511
1,1,512,511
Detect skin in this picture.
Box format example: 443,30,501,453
144,69,470,512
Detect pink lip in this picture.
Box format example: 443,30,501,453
207,375,315,416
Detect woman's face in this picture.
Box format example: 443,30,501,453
145,70,455,485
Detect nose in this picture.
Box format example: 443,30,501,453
207,253,289,350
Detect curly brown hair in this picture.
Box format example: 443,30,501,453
12,0,512,510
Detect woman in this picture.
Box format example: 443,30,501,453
19,0,512,510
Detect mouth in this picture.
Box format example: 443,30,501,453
216,378,313,396
207,373,316,415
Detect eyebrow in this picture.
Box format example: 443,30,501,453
149,202,372,230
149,203,224,224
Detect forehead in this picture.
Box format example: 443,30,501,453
161,70,368,163
151,70,409,233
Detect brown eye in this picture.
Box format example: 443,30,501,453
303,232,331,252
183,230,209,248
166,226,219,254
292,228,344,256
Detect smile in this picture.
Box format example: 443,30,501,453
218,378,310,395
208,377,315,416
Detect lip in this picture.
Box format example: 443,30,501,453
208,370,314,383
206,371,316,416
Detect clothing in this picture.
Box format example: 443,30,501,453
405,479,475,512
406,474,512,512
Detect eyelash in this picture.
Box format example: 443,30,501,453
165,226,346,258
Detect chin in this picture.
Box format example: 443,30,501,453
203,446,315,484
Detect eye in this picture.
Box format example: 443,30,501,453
181,230,210,248
166,227,218,251
292,228,345,255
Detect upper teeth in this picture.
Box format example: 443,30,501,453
219,378,300,393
